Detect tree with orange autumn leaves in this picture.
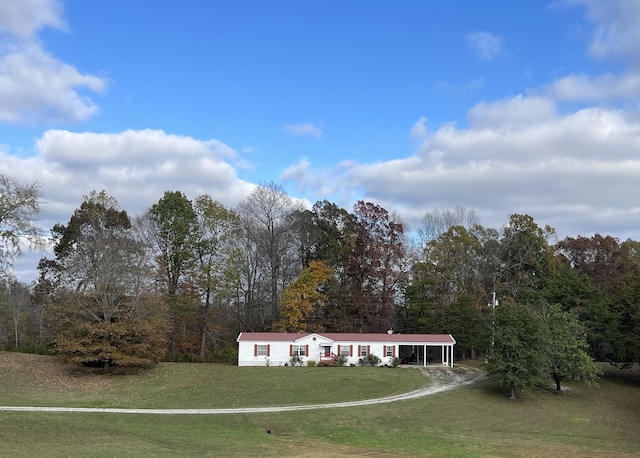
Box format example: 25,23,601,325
274,260,332,332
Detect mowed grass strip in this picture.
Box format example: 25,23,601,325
1,353,639,457
0,352,426,408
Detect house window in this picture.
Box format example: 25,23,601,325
360,345,368,357
340,346,350,357
386,346,394,357
292,345,306,356
257,345,268,356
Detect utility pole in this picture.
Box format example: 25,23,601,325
488,292,499,348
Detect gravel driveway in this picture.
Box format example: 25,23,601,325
0,366,485,415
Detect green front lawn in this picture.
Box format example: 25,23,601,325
1,352,639,457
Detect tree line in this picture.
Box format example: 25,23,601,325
0,174,638,388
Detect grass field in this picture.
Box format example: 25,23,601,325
0,352,639,457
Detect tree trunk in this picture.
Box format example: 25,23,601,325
199,287,211,359
554,374,562,394
509,381,516,400
199,325,207,360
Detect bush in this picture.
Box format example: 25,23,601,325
306,359,316,367
358,354,381,367
389,357,401,368
289,355,304,366
336,355,348,367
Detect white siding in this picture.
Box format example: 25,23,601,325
237,332,455,367
237,341,290,367
237,339,399,366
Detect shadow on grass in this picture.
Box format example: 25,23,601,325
600,363,640,388
460,359,640,401
470,374,596,402
63,361,157,377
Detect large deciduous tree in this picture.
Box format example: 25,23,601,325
147,190,199,358
544,253,614,361
291,200,358,332
557,234,640,365
400,225,489,358
236,182,302,328
192,195,243,358
347,201,406,332
274,260,332,332
40,191,168,369
0,174,44,277
486,302,549,399
541,303,601,393
557,234,637,296
498,214,555,304
148,191,198,297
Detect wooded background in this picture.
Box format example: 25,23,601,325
1,176,638,375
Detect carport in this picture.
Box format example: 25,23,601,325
394,334,456,367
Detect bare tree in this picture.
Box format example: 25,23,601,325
236,182,304,328
0,174,44,277
0,280,31,348
418,206,479,245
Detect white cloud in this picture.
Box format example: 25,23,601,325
283,122,324,139
409,117,429,139
0,0,107,125
548,71,640,102
285,96,640,239
281,157,349,201
465,31,503,60
0,0,66,39
562,0,640,63
467,95,558,129
282,157,311,181
0,129,256,243
0,44,107,124
7,104,640,282
36,129,238,166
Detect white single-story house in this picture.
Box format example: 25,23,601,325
236,332,456,367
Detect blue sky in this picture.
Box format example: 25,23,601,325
2,0,640,281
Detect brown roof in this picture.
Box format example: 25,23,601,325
236,332,455,344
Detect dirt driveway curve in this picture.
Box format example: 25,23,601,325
0,366,485,415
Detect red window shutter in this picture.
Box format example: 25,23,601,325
393,346,396,357
254,344,257,357
367,345,370,355
383,345,387,356
337,345,341,355
289,345,293,356
267,345,271,357
350,345,353,357
305,345,309,356
358,345,361,356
